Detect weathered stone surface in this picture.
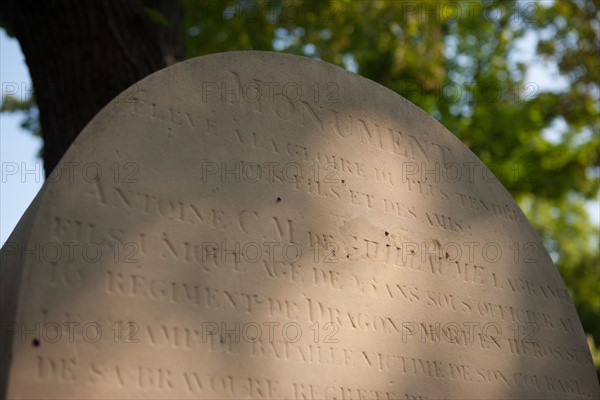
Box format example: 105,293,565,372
1,52,598,399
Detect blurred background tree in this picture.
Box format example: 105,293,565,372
2,0,599,373
0,0,184,174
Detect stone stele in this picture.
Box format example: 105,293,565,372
1,52,598,399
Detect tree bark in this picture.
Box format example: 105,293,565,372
0,0,183,175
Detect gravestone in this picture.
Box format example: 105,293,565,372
1,52,598,399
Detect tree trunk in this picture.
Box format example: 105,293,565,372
0,0,184,175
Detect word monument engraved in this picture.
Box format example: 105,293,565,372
1,52,598,399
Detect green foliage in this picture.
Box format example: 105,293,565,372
142,6,170,27
0,94,40,137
